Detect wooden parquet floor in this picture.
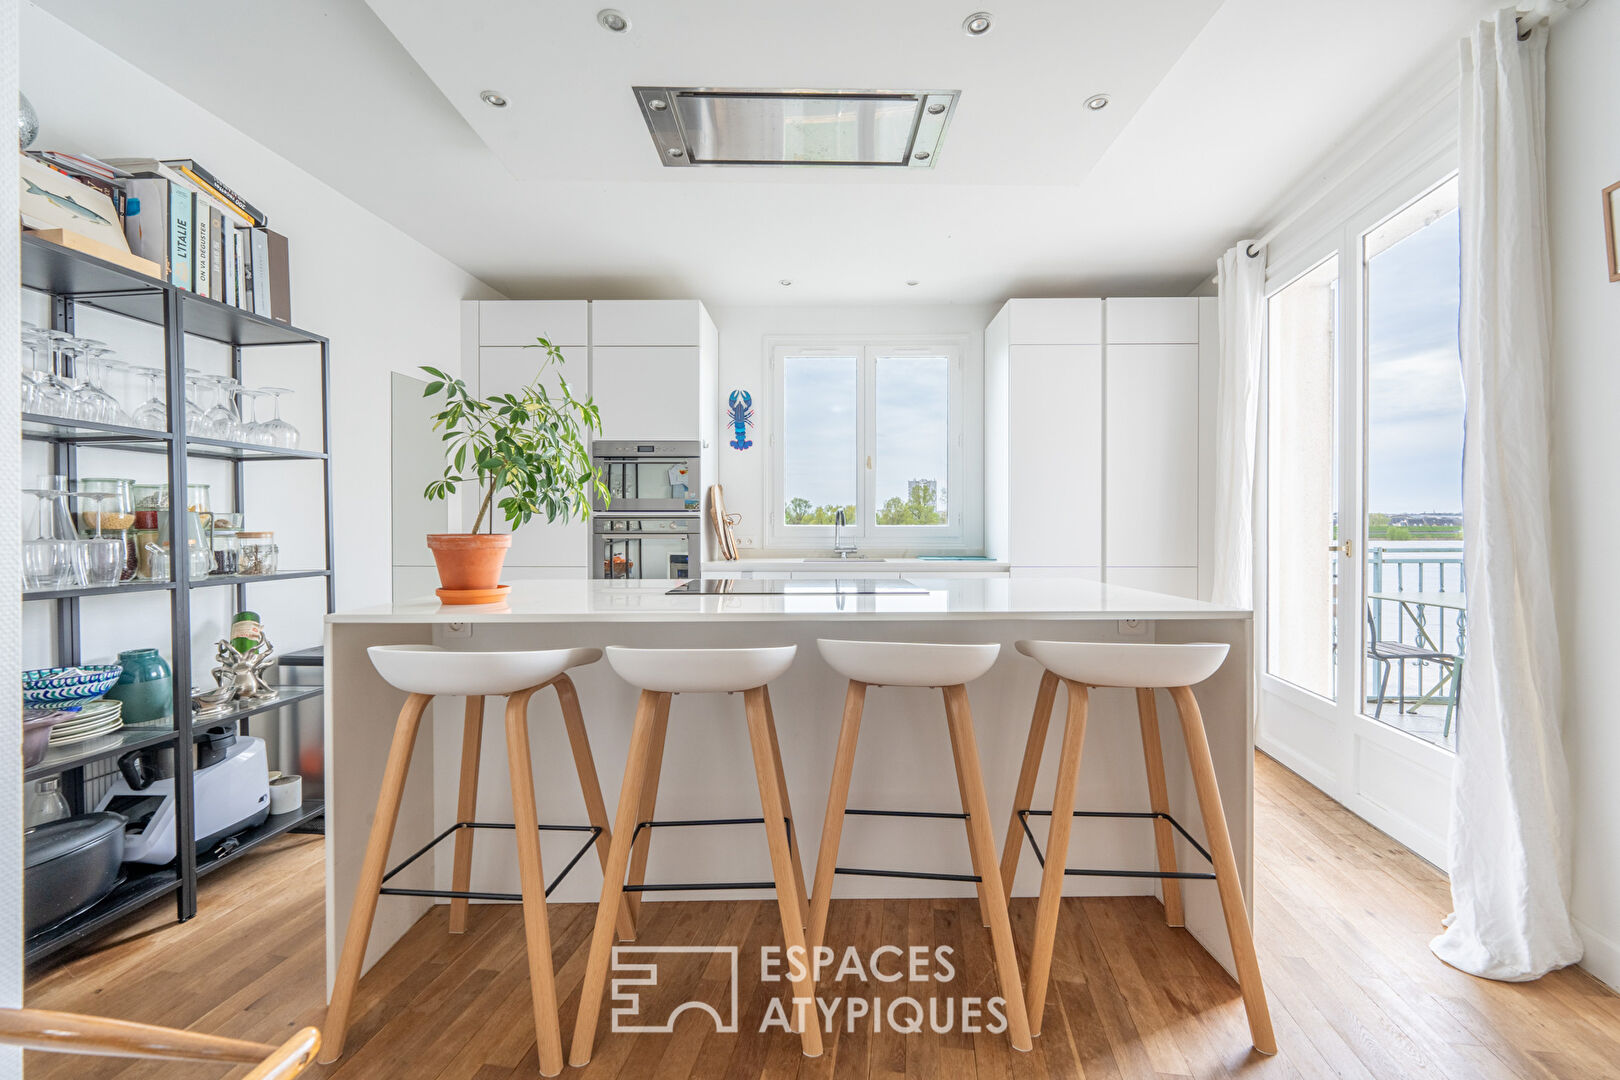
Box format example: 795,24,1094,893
25,753,1620,1079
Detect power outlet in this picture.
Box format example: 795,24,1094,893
444,622,472,639
736,536,756,548
1117,619,1149,637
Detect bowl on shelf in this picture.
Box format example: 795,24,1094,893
22,710,70,767
22,665,123,708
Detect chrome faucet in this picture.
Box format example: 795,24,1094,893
832,508,858,558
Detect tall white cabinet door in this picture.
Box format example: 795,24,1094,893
592,347,701,439
1104,298,1199,345
1105,344,1199,569
474,346,589,567
1007,344,1102,568
479,300,589,347
1007,299,1103,345
591,300,703,347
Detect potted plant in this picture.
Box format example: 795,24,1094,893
419,338,604,603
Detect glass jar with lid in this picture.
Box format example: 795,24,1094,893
209,513,240,575
75,477,137,580
239,532,278,576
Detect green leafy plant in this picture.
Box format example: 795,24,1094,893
420,337,606,534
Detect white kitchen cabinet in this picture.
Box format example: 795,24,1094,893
790,571,903,580
592,300,704,347
474,346,589,568
1104,297,1199,345
1006,344,1103,567
1105,343,1200,569
479,300,588,347
1106,566,1199,598
592,347,702,440
1006,298,1103,345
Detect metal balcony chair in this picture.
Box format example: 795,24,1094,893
0,1008,319,1078
1365,604,1461,735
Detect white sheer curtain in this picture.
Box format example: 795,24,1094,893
1210,243,1265,607
1431,6,1582,982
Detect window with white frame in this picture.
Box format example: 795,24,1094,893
768,339,969,553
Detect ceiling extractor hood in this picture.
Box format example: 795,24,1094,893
633,88,960,168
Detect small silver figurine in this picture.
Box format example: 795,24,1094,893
212,635,277,701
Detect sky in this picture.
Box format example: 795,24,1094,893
1365,206,1464,514
782,354,949,512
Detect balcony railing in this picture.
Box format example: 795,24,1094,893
1364,542,1466,746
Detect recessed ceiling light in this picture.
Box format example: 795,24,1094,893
906,280,920,287
779,279,793,287
666,147,684,158
648,98,668,111
913,150,931,161
1083,93,1110,111
479,90,508,108
963,11,993,36
597,8,630,32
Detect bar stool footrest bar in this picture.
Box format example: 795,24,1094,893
835,866,982,883
1017,809,1217,880
622,815,794,895
378,820,602,899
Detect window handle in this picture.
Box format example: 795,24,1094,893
1328,540,1353,557
865,455,872,470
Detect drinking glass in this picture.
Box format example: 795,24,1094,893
25,327,70,417
41,331,80,417
202,375,242,441
76,477,137,581
71,344,122,424
183,374,209,436
68,491,127,586
257,387,300,449
130,367,168,430
21,539,74,590
234,386,269,444
24,486,84,589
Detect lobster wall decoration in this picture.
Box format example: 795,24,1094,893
726,389,755,450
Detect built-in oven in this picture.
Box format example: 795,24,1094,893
592,440,701,514
593,515,701,581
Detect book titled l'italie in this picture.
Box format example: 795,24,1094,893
160,159,267,228
168,183,193,291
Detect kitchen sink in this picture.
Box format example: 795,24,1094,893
799,557,890,566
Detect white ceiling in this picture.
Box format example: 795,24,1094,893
37,0,1498,305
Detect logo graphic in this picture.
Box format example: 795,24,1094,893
610,946,740,1034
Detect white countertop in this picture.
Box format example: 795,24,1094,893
327,576,1250,624
702,557,1010,573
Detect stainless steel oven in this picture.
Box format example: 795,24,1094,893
592,440,701,514
593,515,701,581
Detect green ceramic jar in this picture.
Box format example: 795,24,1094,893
105,648,173,726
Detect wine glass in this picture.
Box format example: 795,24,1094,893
256,387,300,449
27,328,70,417
66,491,125,586
71,344,123,424
23,484,85,589
203,375,242,441
234,386,268,444
183,374,210,436
130,367,168,431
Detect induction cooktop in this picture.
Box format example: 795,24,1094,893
667,578,930,595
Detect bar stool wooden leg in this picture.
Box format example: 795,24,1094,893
947,702,994,930
942,684,1033,1053
503,686,565,1077
1024,679,1089,1038
744,687,823,1059
1000,669,1059,905
320,691,432,1064
448,695,485,935
1168,685,1276,1055
762,686,811,931
1136,687,1185,928
569,690,665,1068
622,691,670,932
554,674,638,943
808,680,866,953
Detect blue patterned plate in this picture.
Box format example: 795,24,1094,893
22,664,122,707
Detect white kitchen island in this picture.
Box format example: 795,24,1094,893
323,576,1254,992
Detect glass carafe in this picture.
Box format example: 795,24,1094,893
25,778,71,829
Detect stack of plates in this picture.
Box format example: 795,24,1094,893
47,699,124,747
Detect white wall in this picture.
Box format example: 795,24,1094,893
707,303,996,554
1547,0,1620,992
18,2,498,673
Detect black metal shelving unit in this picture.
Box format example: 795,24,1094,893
20,232,334,965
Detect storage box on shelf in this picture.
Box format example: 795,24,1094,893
985,296,1215,599
18,232,333,965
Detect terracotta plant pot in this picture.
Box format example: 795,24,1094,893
426,533,511,599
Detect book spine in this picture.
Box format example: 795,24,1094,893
250,228,270,315
234,229,250,309
209,207,224,301
223,226,235,307
263,228,291,324
167,161,267,227
194,209,211,297
168,185,193,290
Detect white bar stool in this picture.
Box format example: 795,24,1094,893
999,640,1275,1054
807,639,1034,1053
570,645,821,1065
322,645,628,1078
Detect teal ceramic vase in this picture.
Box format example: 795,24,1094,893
105,648,173,726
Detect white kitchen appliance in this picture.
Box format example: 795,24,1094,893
96,733,270,865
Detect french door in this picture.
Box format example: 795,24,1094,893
1256,176,1462,865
